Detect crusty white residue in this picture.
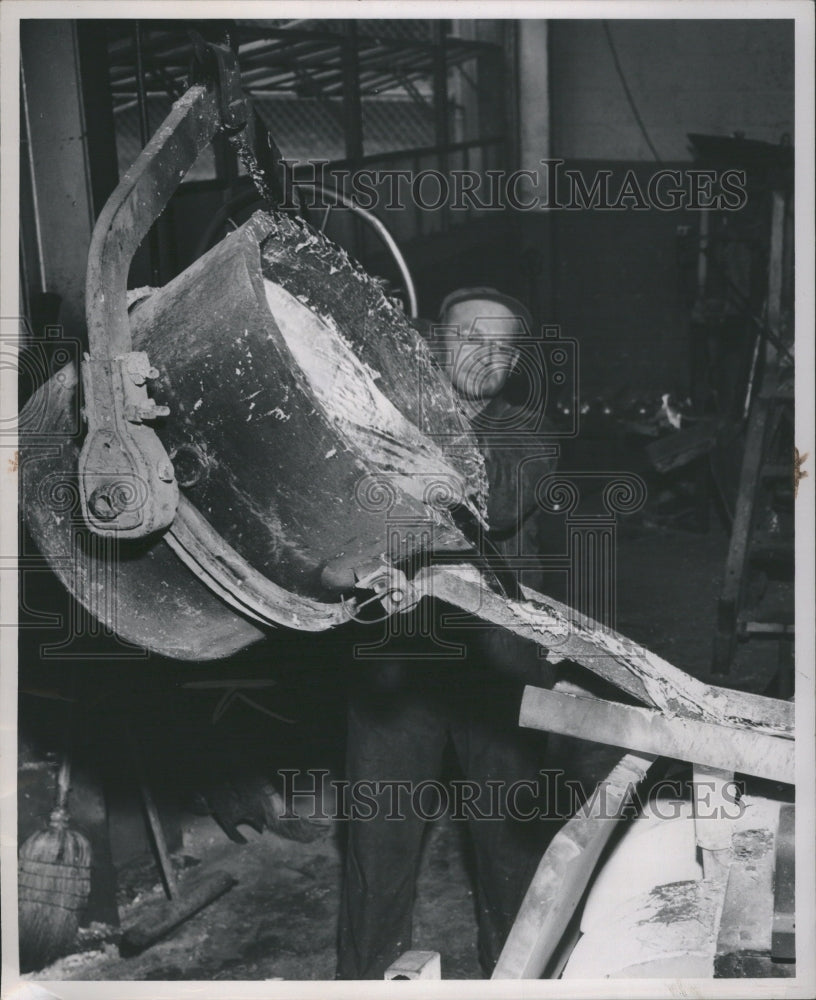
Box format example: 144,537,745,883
263,279,472,514
509,599,572,637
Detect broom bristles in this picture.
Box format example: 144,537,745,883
18,818,92,971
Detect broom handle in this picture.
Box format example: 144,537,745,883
125,725,177,900
137,772,178,901
56,667,78,815
55,755,72,814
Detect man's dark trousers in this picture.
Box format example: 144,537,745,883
336,648,548,979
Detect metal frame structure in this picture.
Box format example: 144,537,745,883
102,18,515,267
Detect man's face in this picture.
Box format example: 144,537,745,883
440,299,522,402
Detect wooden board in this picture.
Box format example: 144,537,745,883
492,752,655,979
426,564,794,738
519,686,794,784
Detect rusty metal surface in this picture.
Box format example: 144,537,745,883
164,496,350,632
22,209,486,654
20,362,266,661
79,84,224,539
131,211,483,602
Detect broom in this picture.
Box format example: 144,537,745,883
18,755,92,971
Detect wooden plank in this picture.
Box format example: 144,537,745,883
519,687,794,784
118,869,237,957
428,565,695,715
766,191,785,345
384,951,442,980
716,796,780,961
492,752,655,979
772,803,795,961
704,684,793,738
426,564,794,738
716,953,797,978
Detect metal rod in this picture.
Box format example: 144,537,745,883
341,21,364,260
311,182,418,317
19,61,46,292
432,22,450,235
173,136,504,189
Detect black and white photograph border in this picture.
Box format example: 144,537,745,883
0,1,814,998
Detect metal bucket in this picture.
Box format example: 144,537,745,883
21,212,486,659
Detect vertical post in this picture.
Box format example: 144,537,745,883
518,21,554,321
765,190,785,359
696,207,709,299
502,21,521,174
19,67,44,331
20,20,97,340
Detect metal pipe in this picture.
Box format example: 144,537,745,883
19,61,46,292
311,182,418,318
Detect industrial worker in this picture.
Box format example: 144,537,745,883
336,288,557,979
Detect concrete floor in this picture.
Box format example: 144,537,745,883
22,515,789,983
